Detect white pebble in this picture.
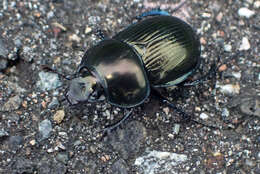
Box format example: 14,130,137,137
224,44,232,52
200,113,209,120
232,72,241,79
238,8,255,18
217,84,240,95
254,1,260,8
239,37,250,51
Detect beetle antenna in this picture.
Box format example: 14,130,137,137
171,0,187,13
40,65,74,81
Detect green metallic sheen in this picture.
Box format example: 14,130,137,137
113,15,201,87
78,39,150,108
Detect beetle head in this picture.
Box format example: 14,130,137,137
66,75,98,105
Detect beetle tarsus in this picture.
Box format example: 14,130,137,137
136,0,187,20
136,9,170,20
101,109,133,133
162,100,191,122
95,29,106,40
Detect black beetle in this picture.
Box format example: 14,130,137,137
66,9,205,131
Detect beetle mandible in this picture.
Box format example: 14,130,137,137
66,9,207,132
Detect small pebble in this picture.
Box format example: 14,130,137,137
257,152,260,160
68,34,81,42
48,97,59,109
9,136,24,150
101,155,110,162
163,107,170,115
217,83,240,95
218,64,227,72
57,142,66,150
232,72,241,79
216,12,223,22
172,124,180,135
238,7,255,18
239,37,250,51
37,71,62,91
0,38,8,58
221,108,230,118
224,44,232,52
200,37,207,45
0,129,9,138
56,152,69,164
135,150,187,174
29,139,36,146
85,27,92,34
254,1,260,8
200,113,209,120
2,95,22,111
47,148,54,153
53,110,65,124
257,136,260,144
202,12,211,18
245,159,256,167
0,58,8,71
52,22,67,31
39,119,52,140
47,11,54,19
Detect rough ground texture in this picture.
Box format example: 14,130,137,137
0,0,259,173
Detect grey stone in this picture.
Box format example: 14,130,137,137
11,157,35,174
135,150,188,174
0,38,8,58
48,97,59,109
1,95,22,111
107,121,146,159
38,119,52,140
8,136,24,151
56,152,69,164
238,7,255,18
0,58,8,71
111,159,128,174
37,71,62,91
0,129,9,138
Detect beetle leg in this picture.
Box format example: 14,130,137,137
135,0,187,20
183,56,220,86
95,29,107,40
136,9,170,20
102,108,133,133
151,87,222,129
151,87,191,122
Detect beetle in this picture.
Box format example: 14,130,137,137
65,9,209,132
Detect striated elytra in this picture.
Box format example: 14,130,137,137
66,10,202,130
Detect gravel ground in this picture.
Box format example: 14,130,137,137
0,0,259,173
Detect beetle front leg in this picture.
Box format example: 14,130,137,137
101,108,133,134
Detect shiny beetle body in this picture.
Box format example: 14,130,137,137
66,11,201,110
